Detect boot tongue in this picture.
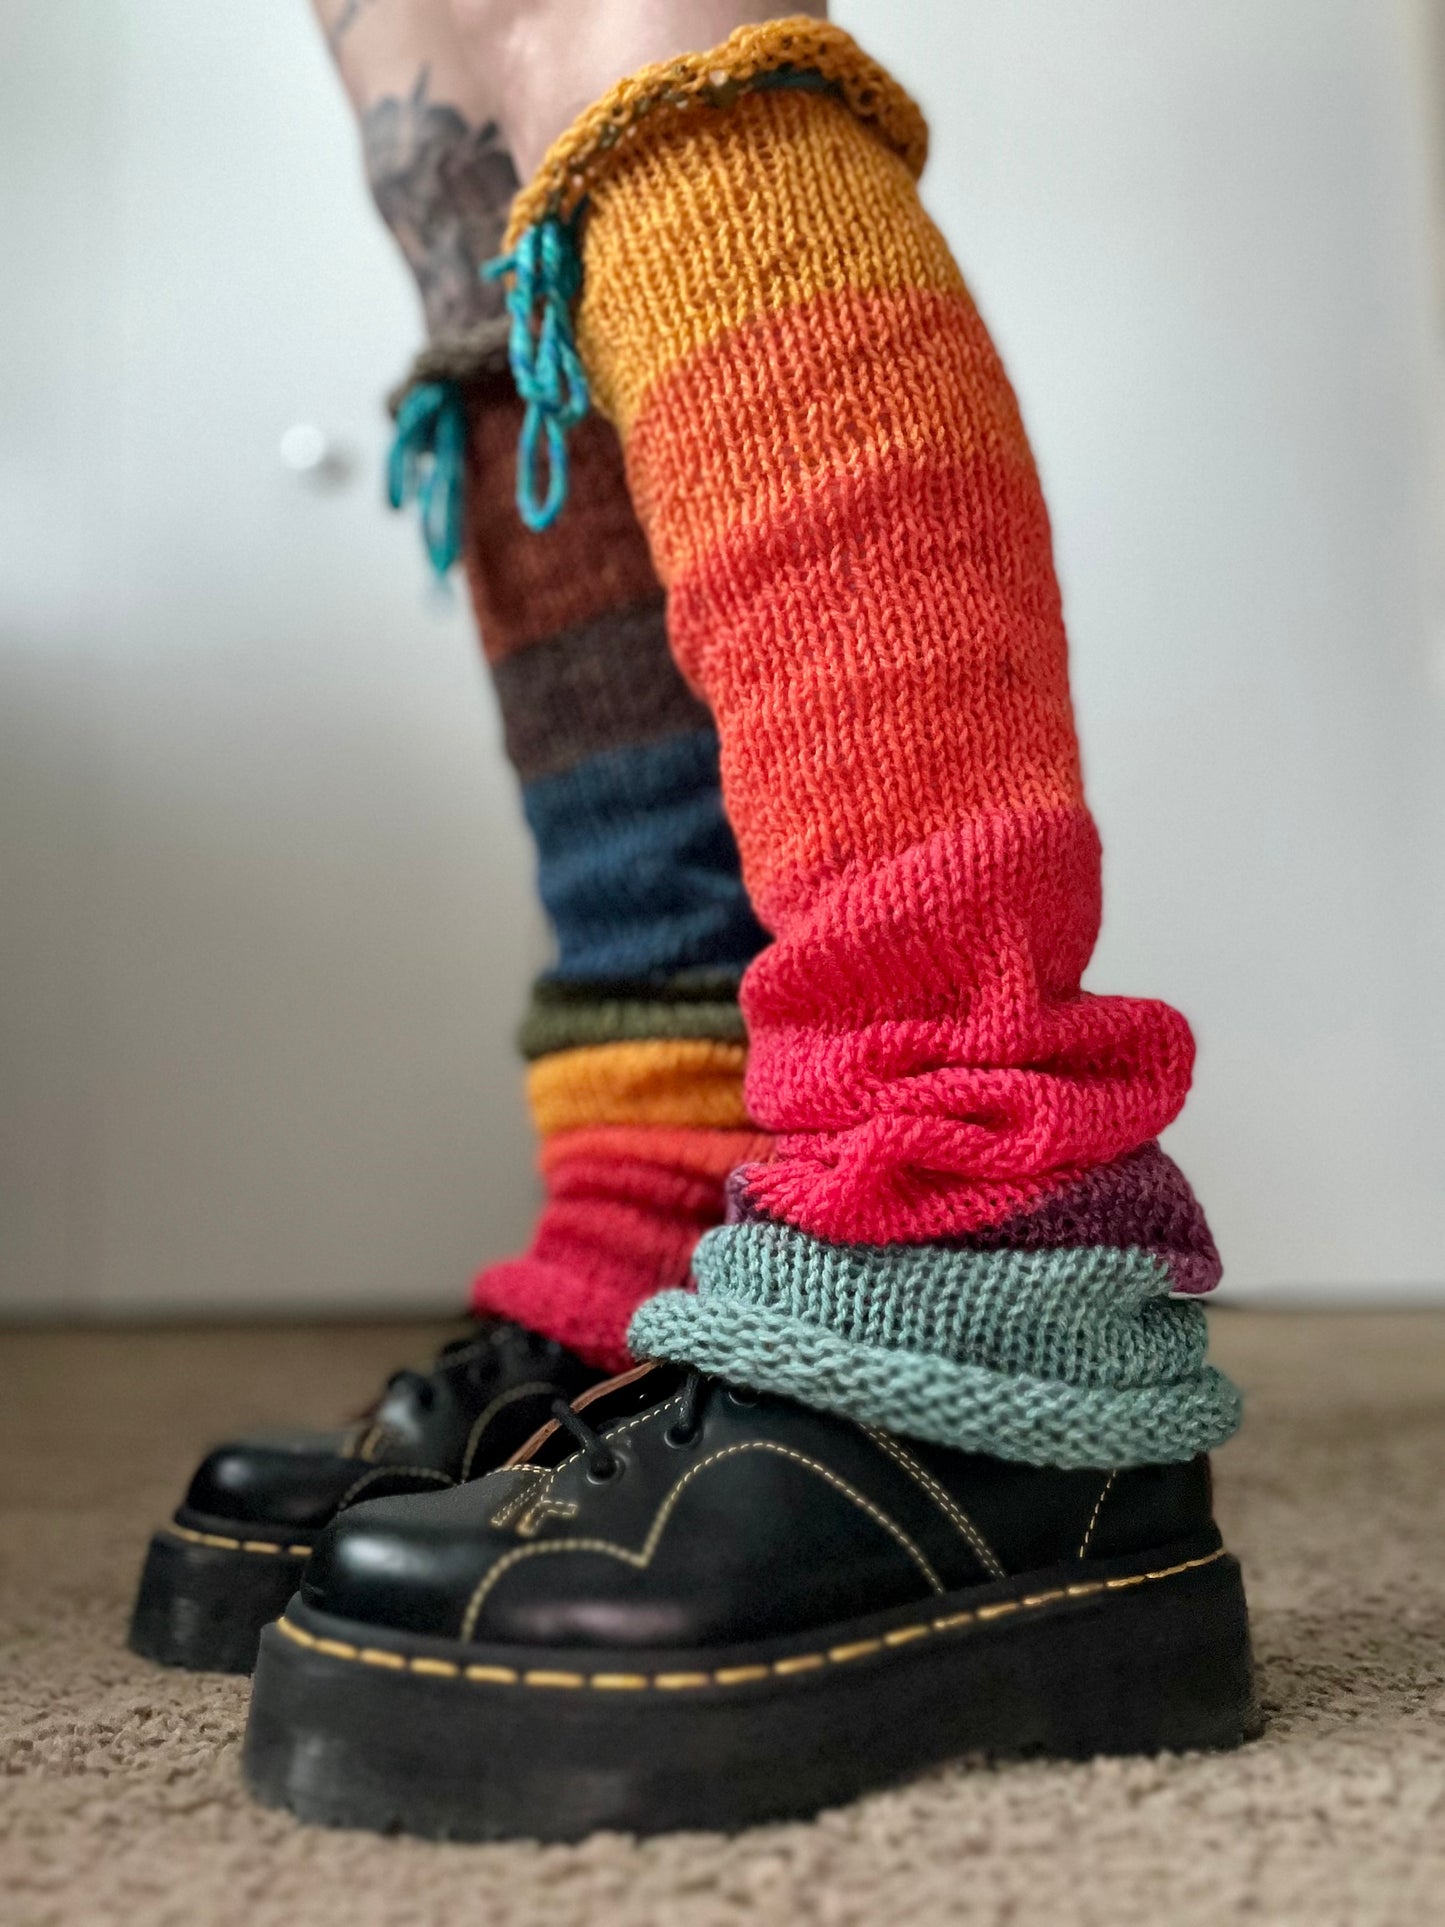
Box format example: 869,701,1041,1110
503,1362,682,1470
360,1322,506,1434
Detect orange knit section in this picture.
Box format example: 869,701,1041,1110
526,1039,752,1135
576,89,959,437
625,280,1035,584
539,1126,771,1185
504,16,926,239
658,449,1086,914
502,55,1203,1252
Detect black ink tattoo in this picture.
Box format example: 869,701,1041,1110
362,69,519,336
328,0,387,52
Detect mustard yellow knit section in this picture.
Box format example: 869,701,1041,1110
575,86,961,438
526,1039,752,1135
505,17,926,239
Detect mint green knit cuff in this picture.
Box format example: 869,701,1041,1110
626,1223,1242,1468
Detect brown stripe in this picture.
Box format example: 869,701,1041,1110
460,383,661,664
491,595,711,782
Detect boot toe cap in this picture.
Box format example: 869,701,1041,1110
183,1432,361,1531
300,1478,521,1638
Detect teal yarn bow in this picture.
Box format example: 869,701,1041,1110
387,379,467,576
483,216,590,533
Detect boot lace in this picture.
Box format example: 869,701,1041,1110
551,1368,711,1482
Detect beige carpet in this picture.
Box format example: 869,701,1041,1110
2,1312,1443,1927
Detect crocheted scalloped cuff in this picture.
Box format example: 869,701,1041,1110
386,315,513,417
627,1223,1243,1468
502,15,928,245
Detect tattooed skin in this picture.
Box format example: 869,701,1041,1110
328,0,387,52
362,69,520,337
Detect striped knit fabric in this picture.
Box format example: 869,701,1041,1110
496,20,1240,1461
460,375,769,1367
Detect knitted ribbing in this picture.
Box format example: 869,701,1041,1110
507,22,1236,1440
729,1140,1223,1300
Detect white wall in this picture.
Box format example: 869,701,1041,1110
1,0,545,1316
2,0,1442,1316
853,0,1445,1299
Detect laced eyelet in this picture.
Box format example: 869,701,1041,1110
726,1385,760,1407
585,1454,622,1484
664,1422,699,1449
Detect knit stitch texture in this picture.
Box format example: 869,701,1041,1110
629,1222,1241,1465
456,375,767,1367
504,20,1238,1450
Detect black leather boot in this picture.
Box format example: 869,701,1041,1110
243,1363,1259,1838
128,1320,600,1673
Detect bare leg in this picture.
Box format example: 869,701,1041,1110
448,0,828,180
314,0,514,335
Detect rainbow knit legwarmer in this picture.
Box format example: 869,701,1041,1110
459,376,768,1367
495,19,1239,1461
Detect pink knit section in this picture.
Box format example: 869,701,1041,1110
729,1139,1222,1295
471,1142,744,1368
732,809,1196,1246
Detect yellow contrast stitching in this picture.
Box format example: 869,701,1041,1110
488,1467,549,1530
459,1440,943,1639
459,1384,556,1483
503,1392,687,1535
1078,1471,1120,1559
274,1547,1226,1691
515,1498,579,1540
336,1464,455,1512
861,1427,1006,1580
169,1523,311,1558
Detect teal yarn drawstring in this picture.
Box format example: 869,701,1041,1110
483,217,589,532
387,379,467,576
388,216,588,551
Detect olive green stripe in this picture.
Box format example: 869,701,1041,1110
518,994,746,1060
529,968,745,1006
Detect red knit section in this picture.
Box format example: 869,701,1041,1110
658,455,1196,1245
470,1129,768,1368
572,83,1207,1256
732,807,1194,1243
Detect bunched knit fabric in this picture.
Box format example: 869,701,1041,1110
639,1139,1239,1465
495,19,1240,1458
459,373,769,1368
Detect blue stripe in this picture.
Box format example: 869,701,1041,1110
522,728,768,980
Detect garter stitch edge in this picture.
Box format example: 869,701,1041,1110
628,1223,1242,1467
